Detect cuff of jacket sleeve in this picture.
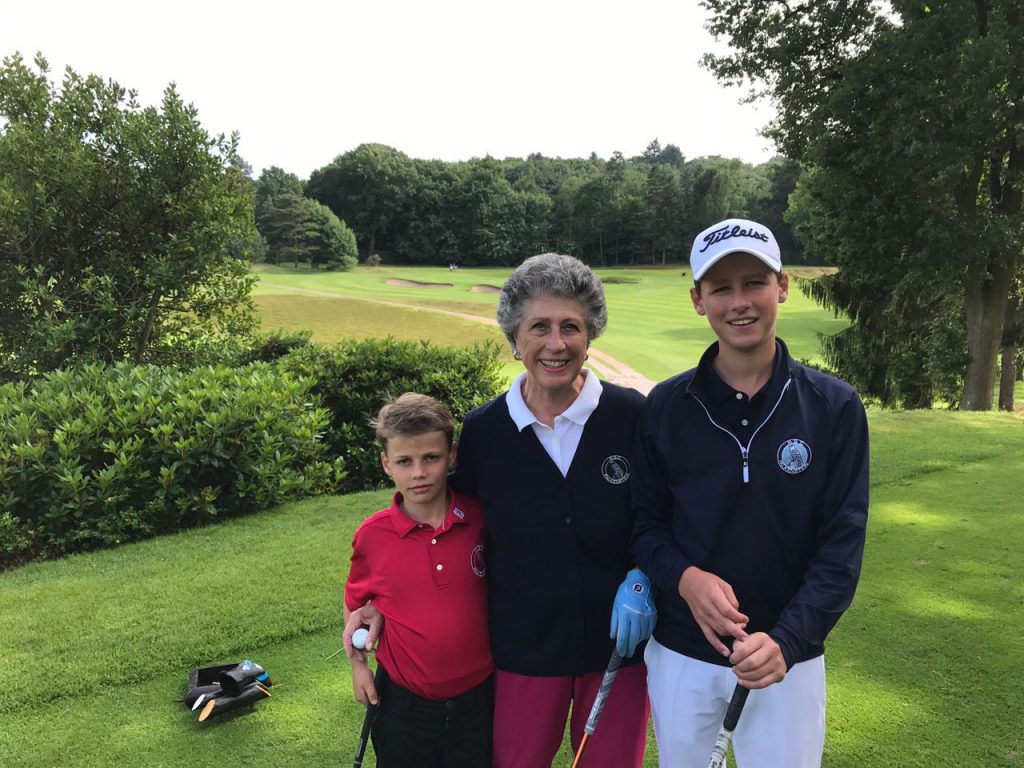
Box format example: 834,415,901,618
768,626,801,671
659,555,692,600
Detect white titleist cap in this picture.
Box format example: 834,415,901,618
690,218,782,281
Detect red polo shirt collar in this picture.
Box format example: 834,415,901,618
387,492,469,538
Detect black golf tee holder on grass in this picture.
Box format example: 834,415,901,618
184,660,273,722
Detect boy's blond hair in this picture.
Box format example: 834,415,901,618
370,393,455,449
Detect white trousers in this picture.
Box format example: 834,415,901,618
645,637,825,768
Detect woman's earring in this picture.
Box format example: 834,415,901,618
513,349,522,360
584,353,589,361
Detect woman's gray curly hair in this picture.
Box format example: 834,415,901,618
496,253,607,352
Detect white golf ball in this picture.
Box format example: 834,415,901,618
352,627,370,650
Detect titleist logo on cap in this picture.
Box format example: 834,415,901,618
698,224,771,254
690,218,782,281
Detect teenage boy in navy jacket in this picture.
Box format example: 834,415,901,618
631,218,869,767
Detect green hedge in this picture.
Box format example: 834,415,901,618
0,363,344,565
0,338,504,567
278,338,505,492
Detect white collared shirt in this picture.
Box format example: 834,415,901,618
504,368,603,477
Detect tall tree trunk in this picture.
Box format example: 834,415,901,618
998,343,1018,411
960,127,1023,410
961,256,1013,410
134,289,161,363
999,291,1020,411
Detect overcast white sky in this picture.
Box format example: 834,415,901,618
4,0,777,179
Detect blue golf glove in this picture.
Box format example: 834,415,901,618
609,568,657,658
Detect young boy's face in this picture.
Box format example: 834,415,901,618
690,252,789,356
380,430,456,510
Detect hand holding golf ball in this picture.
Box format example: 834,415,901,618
343,603,383,656
352,627,371,651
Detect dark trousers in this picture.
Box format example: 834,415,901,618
371,667,493,768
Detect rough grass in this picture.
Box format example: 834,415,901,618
2,410,1022,767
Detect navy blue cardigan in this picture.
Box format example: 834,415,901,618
451,381,645,676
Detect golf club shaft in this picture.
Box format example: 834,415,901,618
353,665,385,768
570,734,591,768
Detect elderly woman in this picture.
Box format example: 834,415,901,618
348,253,653,768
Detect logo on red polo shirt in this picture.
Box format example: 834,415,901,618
470,544,486,576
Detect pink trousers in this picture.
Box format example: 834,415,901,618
492,662,649,768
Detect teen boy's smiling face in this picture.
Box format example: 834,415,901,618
690,252,789,356
380,430,455,520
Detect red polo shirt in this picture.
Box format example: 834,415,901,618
345,490,492,700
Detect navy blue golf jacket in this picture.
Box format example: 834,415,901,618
631,340,869,669
451,382,645,677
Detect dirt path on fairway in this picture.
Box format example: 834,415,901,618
260,282,656,394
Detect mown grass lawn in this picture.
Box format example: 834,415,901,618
253,263,849,383
2,410,1022,767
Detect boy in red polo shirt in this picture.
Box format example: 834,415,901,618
344,393,493,767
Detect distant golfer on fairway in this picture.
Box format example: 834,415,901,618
344,393,493,767
631,218,870,767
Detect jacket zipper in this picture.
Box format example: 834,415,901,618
689,379,792,484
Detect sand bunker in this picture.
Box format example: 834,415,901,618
386,278,453,288
470,284,501,294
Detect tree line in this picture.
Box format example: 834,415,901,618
254,141,807,269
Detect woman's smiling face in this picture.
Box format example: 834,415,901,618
514,294,590,394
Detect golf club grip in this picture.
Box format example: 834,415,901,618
584,652,623,735
352,665,385,768
706,684,750,768
723,683,750,730
352,706,375,767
